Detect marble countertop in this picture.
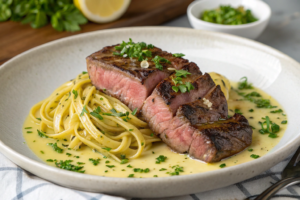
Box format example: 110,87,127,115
162,0,300,63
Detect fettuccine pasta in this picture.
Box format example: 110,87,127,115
30,73,161,162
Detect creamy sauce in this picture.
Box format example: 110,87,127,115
23,82,288,178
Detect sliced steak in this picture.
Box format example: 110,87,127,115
189,114,252,162
86,45,189,112
156,72,215,115
177,85,228,125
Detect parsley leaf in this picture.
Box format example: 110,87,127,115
102,147,111,151
219,163,226,168
131,108,138,116
47,143,63,153
80,105,88,117
156,155,167,164
55,160,85,173
72,90,78,99
250,154,260,159
172,53,185,58
37,129,48,138
238,77,253,90
89,158,100,166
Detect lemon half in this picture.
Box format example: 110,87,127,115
74,0,131,23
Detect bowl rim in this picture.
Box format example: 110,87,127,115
0,26,299,197
187,0,272,29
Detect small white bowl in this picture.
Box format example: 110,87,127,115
187,0,271,40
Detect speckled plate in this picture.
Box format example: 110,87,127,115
0,27,299,198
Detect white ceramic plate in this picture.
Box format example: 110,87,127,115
0,27,300,198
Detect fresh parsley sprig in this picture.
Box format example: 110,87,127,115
55,160,85,173
259,116,280,138
113,38,154,62
238,77,253,90
0,0,87,32
152,55,171,70
171,69,194,93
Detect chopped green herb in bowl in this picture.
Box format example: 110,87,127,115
201,5,258,25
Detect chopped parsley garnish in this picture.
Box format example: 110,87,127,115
172,53,185,58
127,165,133,168
113,38,153,61
72,90,78,99
129,129,134,131
47,143,63,153
66,153,72,157
159,168,167,171
238,77,253,90
128,174,134,178
90,106,103,120
171,70,194,93
133,168,150,173
40,151,44,154
219,163,226,168
153,175,158,177
141,142,144,146
249,109,254,112
55,160,85,173
131,108,138,116
250,154,260,159
82,71,88,74
201,5,258,25
120,159,129,164
25,127,32,129
106,165,115,168
150,133,154,137
102,147,111,151
74,156,80,158
156,155,167,164
80,105,88,117
281,120,287,124
244,92,261,98
168,165,184,176
152,55,171,70
37,129,48,138
105,160,110,163
89,158,100,166
27,131,32,133
46,159,54,162
234,109,242,114
270,109,283,113
36,118,41,121
248,148,253,152
259,116,280,138
77,162,85,165
234,89,276,109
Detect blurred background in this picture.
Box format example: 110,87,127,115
0,0,299,64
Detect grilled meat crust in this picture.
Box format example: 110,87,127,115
190,114,252,162
177,85,228,125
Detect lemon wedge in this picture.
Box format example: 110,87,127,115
74,0,131,23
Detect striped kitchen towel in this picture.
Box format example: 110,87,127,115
1,152,300,200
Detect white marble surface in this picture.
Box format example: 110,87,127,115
162,0,300,63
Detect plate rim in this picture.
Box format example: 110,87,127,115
0,26,300,196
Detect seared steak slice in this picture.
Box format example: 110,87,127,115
156,72,215,115
142,90,195,153
87,45,189,112
189,114,252,162
177,85,228,125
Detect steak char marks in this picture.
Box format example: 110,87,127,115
87,43,253,163
87,45,188,112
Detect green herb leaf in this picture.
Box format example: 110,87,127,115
238,77,253,90
37,129,48,138
102,147,111,151
48,143,63,153
250,154,260,159
219,163,226,168
131,108,138,116
106,165,115,168
156,155,167,164
128,174,134,178
80,105,88,117
89,158,100,166
270,109,283,113
55,160,85,173
72,90,78,99
172,53,185,58
172,86,179,93
281,120,287,124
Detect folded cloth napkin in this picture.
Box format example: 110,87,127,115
1,152,300,200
